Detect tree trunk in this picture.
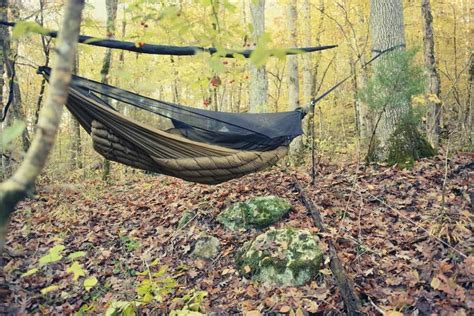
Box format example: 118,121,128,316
421,0,441,149
301,0,314,147
100,0,118,182
0,0,9,179
1,1,30,151
248,0,268,112
369,0,408,159
69,55,82,169
0,0,84,262
301,0,314,108
287,1,303,165
466,54,473,147
1,0,30,178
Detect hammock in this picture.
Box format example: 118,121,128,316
39,67,300,184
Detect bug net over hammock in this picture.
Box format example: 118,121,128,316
38,67,304,184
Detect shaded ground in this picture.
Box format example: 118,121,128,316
2,153,473,315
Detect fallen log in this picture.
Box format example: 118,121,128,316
293,178,362,315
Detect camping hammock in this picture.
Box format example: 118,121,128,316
38,67,302,184
0,20,340,184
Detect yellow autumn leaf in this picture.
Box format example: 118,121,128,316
21,268,39,278
431,276,441,289
84,276,98,291
66,262,85,281
41,285,59,295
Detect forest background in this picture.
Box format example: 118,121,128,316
1,0,472,182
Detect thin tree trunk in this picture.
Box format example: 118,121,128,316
0,0,84,262
422,0,441,148
301,0,314,147
2,2,30,153
69,55,82,169
248,0,268,112
0,0,9,179
466,54,473,147
100,0,118,182
33,0,51,126
287,1,303,165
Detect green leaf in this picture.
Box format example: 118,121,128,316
39,245,65,266
1,121,26,148
150,258,160,267
40,285,59,295
21,268,38,278
84,276,98,291
105,301,140,316
12,21,49,39
66,262,85,281
68,251,87,260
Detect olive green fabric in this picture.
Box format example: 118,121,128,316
66,87,288,184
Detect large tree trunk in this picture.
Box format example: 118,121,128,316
369,0,408,159
0,0,84,262
248,0,268,112
287,1,303,165
421,0,441,149
100,0,118,182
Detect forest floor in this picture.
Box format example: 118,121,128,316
1,153,473,315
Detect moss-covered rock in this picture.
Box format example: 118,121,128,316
236,228,323,286
191,236,220,259
178,210,195,229
216,196,291,230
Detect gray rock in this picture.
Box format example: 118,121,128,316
217,196,291,230
178,210,195,229
191,236,220,259
236,228,323,286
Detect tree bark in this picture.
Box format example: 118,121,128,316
467,54,474,147
100,0,118,182
1,0,30,178
69,55,82,169
287,1,303,165
0,0,84,260
421,0,441,149
7,0,30,153
248,0,268,112
369,0,408,159
0,0,9,179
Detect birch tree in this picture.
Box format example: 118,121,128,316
248,0,268,112
421,0,441,148
0,0,85,258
